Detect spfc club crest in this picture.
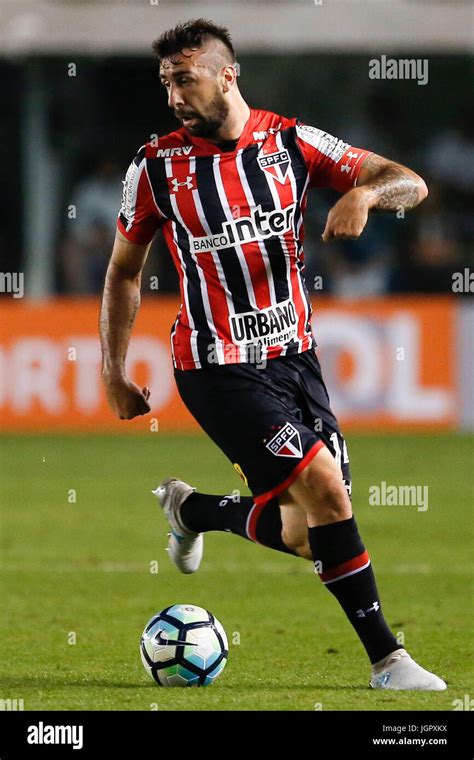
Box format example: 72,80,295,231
265,422,303,458
257,149,290,184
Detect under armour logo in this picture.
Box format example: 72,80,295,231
341,151,359,174
171,176,194,192
356,601,380,618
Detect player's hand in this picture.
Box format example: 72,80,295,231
322,188,371,242
102,372,151,420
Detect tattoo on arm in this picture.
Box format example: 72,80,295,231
128,293,140,330
359,154,422,211
99,267,141,376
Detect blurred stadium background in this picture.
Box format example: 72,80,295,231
0,0,473,433
0,0,473,711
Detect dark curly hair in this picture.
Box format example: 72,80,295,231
152,19,235,64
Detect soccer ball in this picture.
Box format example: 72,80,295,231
140,604,228,686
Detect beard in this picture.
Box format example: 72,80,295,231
176,89,229,139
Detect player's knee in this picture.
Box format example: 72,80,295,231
292,461,351,521
297,463,344,500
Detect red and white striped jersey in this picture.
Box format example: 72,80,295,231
117,108,371,370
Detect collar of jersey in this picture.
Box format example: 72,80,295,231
182,107,257,154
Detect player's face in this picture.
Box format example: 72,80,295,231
159,49,230,139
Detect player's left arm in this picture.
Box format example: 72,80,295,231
322,153,428,242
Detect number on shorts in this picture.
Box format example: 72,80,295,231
330,432,349,467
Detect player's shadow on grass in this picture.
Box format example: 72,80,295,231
0,676,369,691
213,684,370,692
0,676,147,689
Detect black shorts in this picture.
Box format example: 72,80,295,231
174,348,351,508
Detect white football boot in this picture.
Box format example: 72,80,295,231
152,478,203,574
370,648,447,690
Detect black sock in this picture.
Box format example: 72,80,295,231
308,517,401,664
180,492,296,555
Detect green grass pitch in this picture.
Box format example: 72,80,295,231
1,431,472,711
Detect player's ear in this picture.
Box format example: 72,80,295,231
221,64,236,92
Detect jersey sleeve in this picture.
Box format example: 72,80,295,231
117,145,164,244
295,122,372,193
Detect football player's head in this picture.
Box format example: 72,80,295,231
153,19,239,138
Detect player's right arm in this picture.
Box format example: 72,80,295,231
99,230,152,420
100,144,164,419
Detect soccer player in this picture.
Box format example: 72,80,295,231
100,19,446,690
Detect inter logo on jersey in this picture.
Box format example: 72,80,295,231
190,204,297,253
257,150,290,183
265,422,303,458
